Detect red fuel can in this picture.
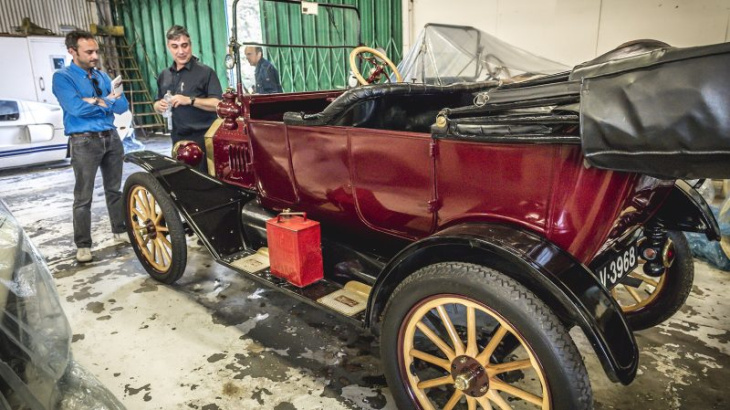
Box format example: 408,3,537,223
266,212,323,287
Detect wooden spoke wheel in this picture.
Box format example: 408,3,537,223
124,172,187,284
401,296,549,409
611,269,666,313
381,263,592,410
612,231,694,330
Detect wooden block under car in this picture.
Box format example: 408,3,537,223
265,213,323,287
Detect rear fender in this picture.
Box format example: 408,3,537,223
653,180,720,240
124,151,255,259
367,222,638,385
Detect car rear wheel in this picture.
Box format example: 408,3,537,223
612,230,694,330
380,262,592,410
123,172,187,284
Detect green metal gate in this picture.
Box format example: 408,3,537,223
112,0,228,105
114,0,402,97
260,0,403,92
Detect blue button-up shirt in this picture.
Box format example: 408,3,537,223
52,61,129,134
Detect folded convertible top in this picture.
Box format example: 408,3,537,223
576,42,730,179
433,41,730,179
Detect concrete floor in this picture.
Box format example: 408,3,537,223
0,135,727,410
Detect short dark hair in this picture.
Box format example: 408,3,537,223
65,30,95,49
253,46,263,54
166,25,190,41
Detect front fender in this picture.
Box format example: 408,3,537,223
124,151,255,259
654,179,720,240
367,223,638,385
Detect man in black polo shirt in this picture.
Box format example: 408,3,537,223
153,25,222,173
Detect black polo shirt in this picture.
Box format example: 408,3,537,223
157,57,222,139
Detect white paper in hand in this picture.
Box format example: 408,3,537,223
112,75,123,95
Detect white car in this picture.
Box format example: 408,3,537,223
0,98,136,170
0,98,67,170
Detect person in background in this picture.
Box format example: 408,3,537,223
153,25,222,173
52,30,130,263
244,46,283,94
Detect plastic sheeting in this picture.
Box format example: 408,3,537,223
396,24,569,85
686,198,730,271
0,200,125,410
121,131,145,154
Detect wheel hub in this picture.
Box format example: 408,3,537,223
144,219,157,239
451,355,489,397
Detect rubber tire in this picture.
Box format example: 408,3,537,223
123,172,187,284
380,262,593,410
623,230,694,330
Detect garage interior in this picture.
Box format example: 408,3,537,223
1,1,729,409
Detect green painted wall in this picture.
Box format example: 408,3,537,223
115,0,402,95
261,0,403,92
114,0,228,101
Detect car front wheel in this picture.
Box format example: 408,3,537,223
123,172,187,284
380,262,592,410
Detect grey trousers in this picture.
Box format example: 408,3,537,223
70,132,125,248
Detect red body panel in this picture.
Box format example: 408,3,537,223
212,95,673,264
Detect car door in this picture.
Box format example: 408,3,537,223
348,129,437,239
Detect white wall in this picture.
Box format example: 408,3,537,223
406,0,730,65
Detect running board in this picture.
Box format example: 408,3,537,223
219,249,372,326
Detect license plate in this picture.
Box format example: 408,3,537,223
595,241,639,288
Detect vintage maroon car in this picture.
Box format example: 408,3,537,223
122,4,729,409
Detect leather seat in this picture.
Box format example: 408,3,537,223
283,82,494,132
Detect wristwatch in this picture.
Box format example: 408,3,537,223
190,96,196,107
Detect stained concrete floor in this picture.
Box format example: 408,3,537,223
0,135,727,410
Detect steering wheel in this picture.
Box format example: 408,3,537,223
349,46,403,85
480,53,512,81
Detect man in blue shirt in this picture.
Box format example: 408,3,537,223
244,46,283,94
52,30,130,263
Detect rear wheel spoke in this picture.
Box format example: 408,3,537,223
489,359,533,375
466,306,478,356
417,321,456,360
443,389,464,410
487,390,512,410
417,375,453,390
626,286,643,303
490,379,543,406
476,325,508,365
476,395,493,410
410,349,451,371
437,305,465,355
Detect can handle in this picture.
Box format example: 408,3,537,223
276,211,307,223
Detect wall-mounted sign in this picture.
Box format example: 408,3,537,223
301,1,318,15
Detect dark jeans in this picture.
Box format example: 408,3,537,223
70,132,125,248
